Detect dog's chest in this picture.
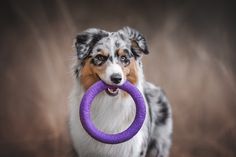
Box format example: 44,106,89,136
69,91,148,157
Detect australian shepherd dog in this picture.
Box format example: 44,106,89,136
69,27,172,157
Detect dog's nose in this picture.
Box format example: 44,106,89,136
110,73,122,84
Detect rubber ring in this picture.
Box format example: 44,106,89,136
79,81,146,144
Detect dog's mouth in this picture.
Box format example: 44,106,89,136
96,75,120,96
105,87,119,96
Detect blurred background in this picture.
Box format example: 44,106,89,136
1,0,236,156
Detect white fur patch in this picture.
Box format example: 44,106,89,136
100,63,125,85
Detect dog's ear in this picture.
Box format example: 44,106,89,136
75,28,108,60
121,26,149,58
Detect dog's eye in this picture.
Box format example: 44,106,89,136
92,54,107,66
120,55,130,65
95,54,106,61
120,56,127,61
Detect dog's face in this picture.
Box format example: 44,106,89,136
75,27,149,96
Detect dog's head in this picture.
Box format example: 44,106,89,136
74,27,149,96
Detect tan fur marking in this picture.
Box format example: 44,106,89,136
117,49,138,85
122,58,138,97
80,57,107,90
126,58,138,85
80,59,99,90
117,49,126,56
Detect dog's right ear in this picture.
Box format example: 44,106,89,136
75,28,108,60
120,27,149,58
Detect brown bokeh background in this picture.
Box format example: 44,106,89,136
1,0,236,157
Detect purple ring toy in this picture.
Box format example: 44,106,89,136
79,80,146,144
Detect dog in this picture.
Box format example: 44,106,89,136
69,27,172,157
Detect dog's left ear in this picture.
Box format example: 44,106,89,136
120,27,149,58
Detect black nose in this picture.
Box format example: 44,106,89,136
110,73,122,84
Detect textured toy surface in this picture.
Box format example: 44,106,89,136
79,80,146,144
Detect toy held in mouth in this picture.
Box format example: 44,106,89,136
79,80,146,144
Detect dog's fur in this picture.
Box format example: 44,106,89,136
69,27,172,157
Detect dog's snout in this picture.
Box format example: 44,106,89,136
110,73,122,84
